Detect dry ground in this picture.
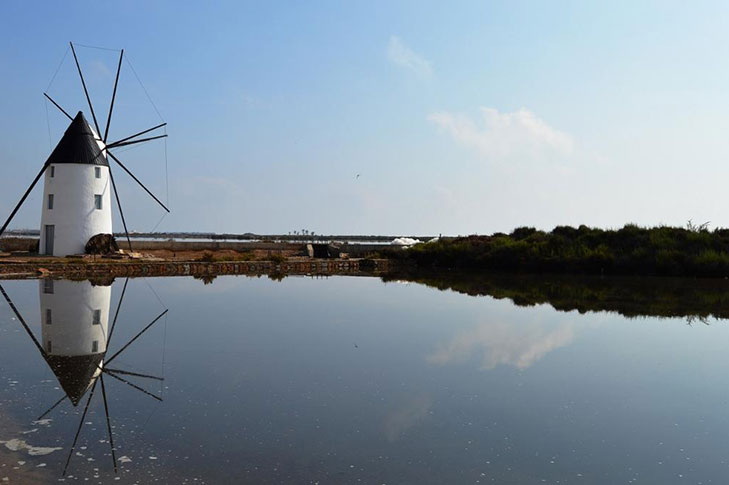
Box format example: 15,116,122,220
143,248,303,261
0,248,306,264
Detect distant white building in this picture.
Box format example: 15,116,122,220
39,112,112,256
40,279,111,404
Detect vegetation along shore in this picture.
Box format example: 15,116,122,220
386,223,729,278
6,223,729,280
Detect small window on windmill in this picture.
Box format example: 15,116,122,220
50,166,55,178
47,341,52,353
46,309,52,325
43,279,54,294
92,309,101,325
95,166,101,178
92,340,98,353
47,194,54,210
94,195,102,210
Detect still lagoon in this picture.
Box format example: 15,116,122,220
0,274,728,483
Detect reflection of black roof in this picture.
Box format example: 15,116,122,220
45,111,108,166
46,353,105,406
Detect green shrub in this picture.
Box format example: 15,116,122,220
511,226,537,240
392,224,729,277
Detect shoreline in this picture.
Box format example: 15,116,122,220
0,257,397,280
8,222,729,281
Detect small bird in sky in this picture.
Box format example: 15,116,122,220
355,173,361,179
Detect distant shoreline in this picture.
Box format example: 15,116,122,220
0,230,437,243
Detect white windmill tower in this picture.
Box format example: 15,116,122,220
0,42,169,255
39,113,113,255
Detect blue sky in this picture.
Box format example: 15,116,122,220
2,1,729,235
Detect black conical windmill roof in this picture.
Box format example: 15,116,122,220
45,111,108,167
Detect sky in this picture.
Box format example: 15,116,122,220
2,1,729,236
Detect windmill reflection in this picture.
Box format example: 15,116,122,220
40,279,111,405
0,278,167,476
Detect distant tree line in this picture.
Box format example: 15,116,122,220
388,223,729,278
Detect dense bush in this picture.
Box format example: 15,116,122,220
396,224,729,277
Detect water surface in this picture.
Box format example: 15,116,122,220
0,274,728,484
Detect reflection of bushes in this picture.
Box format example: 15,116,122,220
383,271,729,320
268,272,286,282
399,224,729,277
193,274,217,285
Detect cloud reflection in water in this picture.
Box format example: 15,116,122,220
428,320,575,370
383,395,432,442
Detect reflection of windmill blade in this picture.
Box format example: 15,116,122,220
105,309,168,365
104,370,162,402
0,163,49,238
103,49,124,144
106,151,170,213
43,93,72,121
105,368,164,381
0,283,46,357
63,378,99,476
107,277,129,347
69,42,102,135
36,394,66,421
100,374,118,473
108,167,133,251
108,122,166,147
107,134,167,149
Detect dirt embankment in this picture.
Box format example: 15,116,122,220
0,255,394,281
0,236,401,280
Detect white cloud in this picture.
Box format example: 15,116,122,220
428,107,574,161
387,36,433,78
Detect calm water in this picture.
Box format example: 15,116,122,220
1,275,728,484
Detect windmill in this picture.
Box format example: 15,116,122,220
0,42,169,256
0,278,167,475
